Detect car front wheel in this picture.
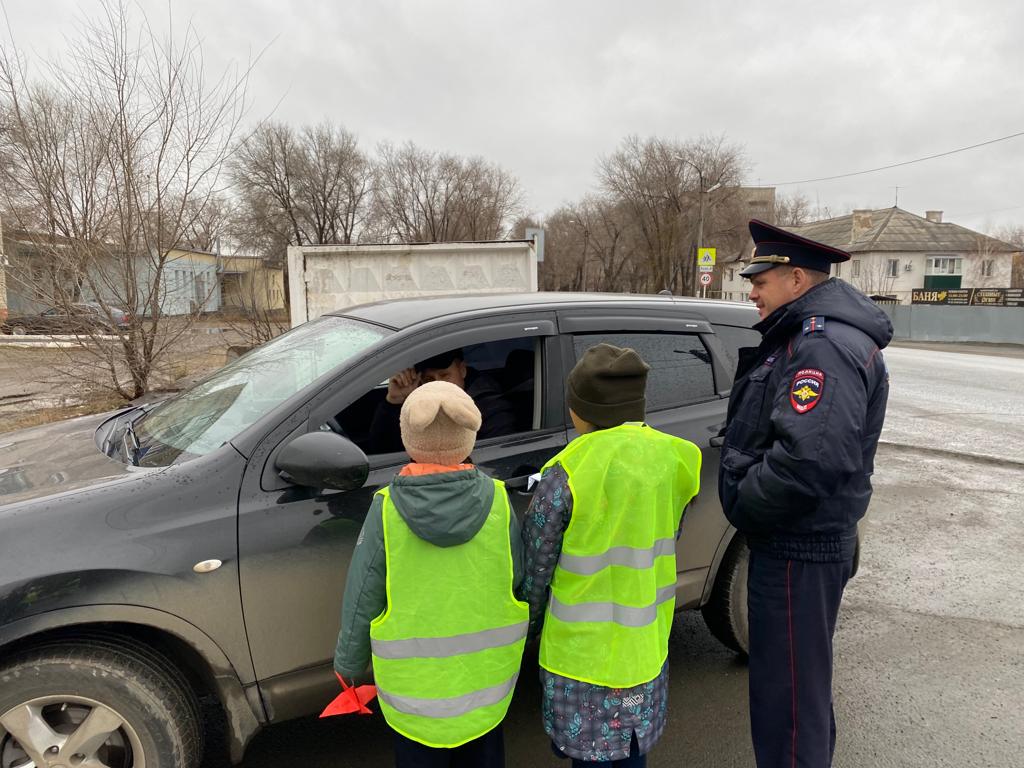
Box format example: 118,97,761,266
0,640,202,768
701,534,750,655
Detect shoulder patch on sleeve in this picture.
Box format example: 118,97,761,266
790,368,825,413
802,316,826,335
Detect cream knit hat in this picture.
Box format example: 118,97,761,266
399,381,482,465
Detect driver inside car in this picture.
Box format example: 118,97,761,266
366,348,517,455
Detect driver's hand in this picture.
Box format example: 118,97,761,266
386,368,421,405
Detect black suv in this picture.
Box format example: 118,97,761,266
0,292,761,767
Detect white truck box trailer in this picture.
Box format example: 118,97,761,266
287,240,538,327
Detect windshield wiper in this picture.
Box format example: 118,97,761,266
121,417,141,466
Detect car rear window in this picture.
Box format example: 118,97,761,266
572,332,716,410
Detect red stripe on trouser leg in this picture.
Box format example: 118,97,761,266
787,560,797,768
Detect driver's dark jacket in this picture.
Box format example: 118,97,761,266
718,279,892,562
367,368,516,455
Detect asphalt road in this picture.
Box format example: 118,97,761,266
224,344,1024,768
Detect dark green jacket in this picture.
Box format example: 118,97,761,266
334,467,524,678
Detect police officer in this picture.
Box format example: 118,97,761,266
719,220,892,767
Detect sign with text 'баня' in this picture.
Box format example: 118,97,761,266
911,288,1024,307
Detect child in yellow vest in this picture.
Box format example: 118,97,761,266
335,381,528,767
521,344,702,767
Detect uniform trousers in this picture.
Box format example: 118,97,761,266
392,725,505,768
747,551,853,768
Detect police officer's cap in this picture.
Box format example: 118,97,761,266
740,219,851,277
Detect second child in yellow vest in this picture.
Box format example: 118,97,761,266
520,344,701,768
334,381,528,768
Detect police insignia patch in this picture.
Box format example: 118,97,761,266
790,368,825,413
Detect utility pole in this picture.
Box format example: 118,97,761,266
569,218,590,292
675,155,723,297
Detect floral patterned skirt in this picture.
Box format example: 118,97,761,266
541,661,669,762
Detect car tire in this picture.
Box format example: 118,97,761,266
10,325,26,336
0,639,203,768
701,534,750,656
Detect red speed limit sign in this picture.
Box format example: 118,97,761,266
699,273,712,285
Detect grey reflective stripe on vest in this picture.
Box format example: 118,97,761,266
557,537,677,576
378,673,519,719
371,621,528,660
549,584,676,628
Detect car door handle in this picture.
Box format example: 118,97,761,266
505,475,531,492
505,470,540,494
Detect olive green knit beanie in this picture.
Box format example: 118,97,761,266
567,343,650,428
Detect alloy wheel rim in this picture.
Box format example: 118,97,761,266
0,696,145,768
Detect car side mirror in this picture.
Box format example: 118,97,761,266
276,432,369,491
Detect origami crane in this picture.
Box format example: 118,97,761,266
320,672,377,717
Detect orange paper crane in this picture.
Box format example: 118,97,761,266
320,672,378,717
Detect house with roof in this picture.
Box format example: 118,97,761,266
0,227,222,317
719,208,1021,304
218,253,286,313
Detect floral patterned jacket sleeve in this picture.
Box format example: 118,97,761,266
518,462,573,638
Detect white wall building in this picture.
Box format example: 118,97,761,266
720,208,1020,304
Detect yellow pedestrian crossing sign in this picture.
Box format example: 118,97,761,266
698,248,716,266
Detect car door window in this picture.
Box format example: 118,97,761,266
712,324,763,381
335,335,542,457
572,332,716,410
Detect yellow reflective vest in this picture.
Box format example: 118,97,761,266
369,480,528,748
539,423,701,688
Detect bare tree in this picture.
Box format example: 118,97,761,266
0,0,251,399
371,141,522,242
179,192,236,253
850,258,898,296
231,120,373,256
773,191,814,226
598,134,747,295
990,224,1024,288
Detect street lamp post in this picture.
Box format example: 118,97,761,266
675,155,722,297
695,181,722,297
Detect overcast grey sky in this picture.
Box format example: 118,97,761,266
5,0,1023,233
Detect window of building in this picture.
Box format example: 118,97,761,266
573,332,715,410
982,259,994,277
887,259,899,277
852,260,861,277
926,256,963,275
727,268,735,282
834,262,842,278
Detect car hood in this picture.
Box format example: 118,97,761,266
0,411,146,508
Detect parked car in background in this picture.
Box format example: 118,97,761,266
0,292,841,767
0,302,130,335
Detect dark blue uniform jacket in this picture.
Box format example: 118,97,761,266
719,278,893,562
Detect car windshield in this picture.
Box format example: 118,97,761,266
132,316,390,466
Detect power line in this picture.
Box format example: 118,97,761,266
767,130,1024,186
